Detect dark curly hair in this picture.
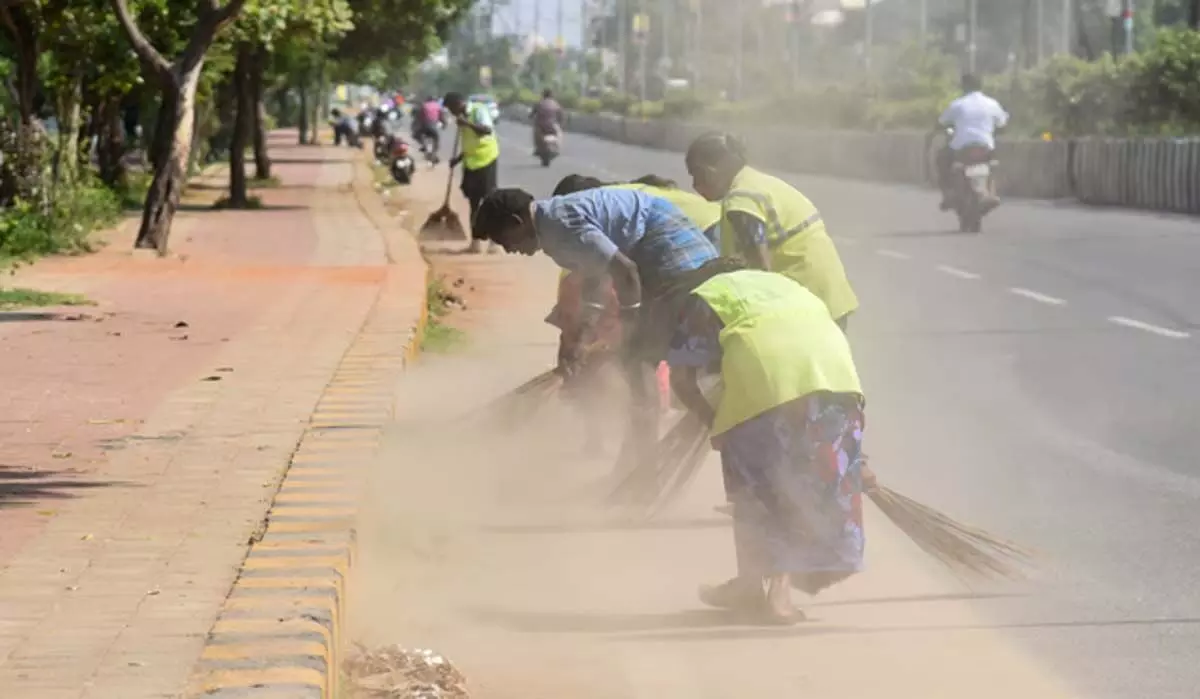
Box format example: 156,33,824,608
552,174,609,196
472,188,535,242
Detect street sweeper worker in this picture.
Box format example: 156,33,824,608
473,185,719,476
444,91,500,254
660,258,868,625
685,131,858,331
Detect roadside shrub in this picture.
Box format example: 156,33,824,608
0,176,120,263
577,97,603,113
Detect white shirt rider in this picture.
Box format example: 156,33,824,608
939,91,1009,151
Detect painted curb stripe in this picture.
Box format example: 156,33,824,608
187,154,429,699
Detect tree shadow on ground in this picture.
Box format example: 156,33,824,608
0,464,128,509
175,203,309,213
0,312,101,324
273,156,355,165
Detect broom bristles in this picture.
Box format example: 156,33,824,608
614,413,1034,580
867,485,1034,580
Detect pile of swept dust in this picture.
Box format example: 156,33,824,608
345,643,470,698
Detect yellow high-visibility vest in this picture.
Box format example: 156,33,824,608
721,167,858,321
460,103,499,170
691,270,861,436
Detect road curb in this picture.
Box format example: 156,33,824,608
186,151,429,698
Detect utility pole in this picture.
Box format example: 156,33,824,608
1062,0,1073,55
693,0,703,93
920,0,928,42
966,0,977,74
864,0,873,73
618,0,628,93
733,0,744,100
1035,0,1044,64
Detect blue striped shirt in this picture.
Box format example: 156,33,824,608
534,189,718,283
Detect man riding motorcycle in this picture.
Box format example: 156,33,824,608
530,88,564,155
412,95,444,164
934,74,1008,211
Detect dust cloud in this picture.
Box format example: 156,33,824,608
347,252,730,698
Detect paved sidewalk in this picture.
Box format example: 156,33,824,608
0,133,408,697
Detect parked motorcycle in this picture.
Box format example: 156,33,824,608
535,130,560,167
951,145,998,233
389,138,416,185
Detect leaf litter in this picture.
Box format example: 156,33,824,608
344,643,469,699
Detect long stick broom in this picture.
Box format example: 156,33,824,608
418,128,466,241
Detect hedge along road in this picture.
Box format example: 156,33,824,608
503,121,1200,697
352,122,1200,699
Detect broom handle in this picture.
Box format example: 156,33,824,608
443,128,461,207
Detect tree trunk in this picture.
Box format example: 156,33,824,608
135,64,203,253
1190,0,1199,29
308,79,321,145
228,44,252,208
250,45,270,179
297,84,309,145
0,4,39,125
54,73,84,186
97,96,126,187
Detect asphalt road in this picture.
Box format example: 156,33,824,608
486,121,1200,699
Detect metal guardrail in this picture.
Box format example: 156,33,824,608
504,105,1200,216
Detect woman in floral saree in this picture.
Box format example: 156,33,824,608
664,262,869,625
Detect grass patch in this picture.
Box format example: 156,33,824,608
420,275,466,353
0,287,93,309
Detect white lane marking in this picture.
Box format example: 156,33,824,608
1008,287,1067,306
1107,316,1191,339
936,264,981,280
876,248,911,260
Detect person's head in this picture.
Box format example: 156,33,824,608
631,174,677,189
552,174,607,196
443,92,467,116
331,107,342,118
542,88,554,100
424,95,435,103
473,188,539,255
961,73,982,94
685,132,747,201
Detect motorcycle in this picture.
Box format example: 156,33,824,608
951,145,998,233
389,138,416,185
535,129,560,167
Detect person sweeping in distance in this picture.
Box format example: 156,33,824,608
660,259,872,625
443,92,500,254
472,185,720,481
685,132,858,331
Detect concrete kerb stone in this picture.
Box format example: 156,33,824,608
186,152,429,699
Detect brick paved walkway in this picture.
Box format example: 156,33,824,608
0,133,409,697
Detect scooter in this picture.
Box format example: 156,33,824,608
535,129,560,167
951,144,998,233
389,138,416,185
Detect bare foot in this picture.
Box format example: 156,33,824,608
714,503,735,517
698,577,762,612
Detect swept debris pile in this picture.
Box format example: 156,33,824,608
345,643,470,699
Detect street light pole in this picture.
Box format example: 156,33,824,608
1062,0,1073,56
920,0,928,42
864,0,873,73
1122,0,1134,54
966,0,977,74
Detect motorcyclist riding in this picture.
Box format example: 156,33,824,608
530,88,563,155
412,95,443,164
934,74,1008,211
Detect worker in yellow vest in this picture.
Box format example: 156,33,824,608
684,132,858,330
444,92,501,254
661,259,870,625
